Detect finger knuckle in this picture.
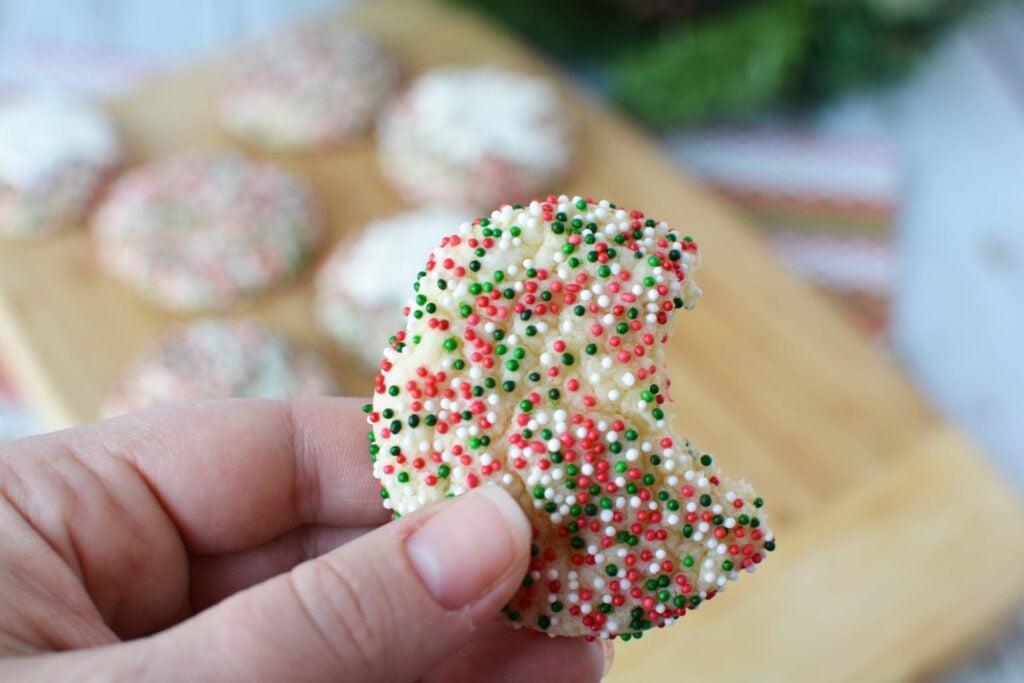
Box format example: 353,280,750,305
290,558,387,679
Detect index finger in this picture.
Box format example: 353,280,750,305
16,397,388,555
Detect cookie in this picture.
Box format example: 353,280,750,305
102,319,338,417
92,151,321,310
377,67,573,209
315,208,472,368
0,92,120,239
219,24,400,151
366,196,774,639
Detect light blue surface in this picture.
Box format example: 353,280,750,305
894,3,1024,488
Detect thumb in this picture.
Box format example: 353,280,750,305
156,484,531,682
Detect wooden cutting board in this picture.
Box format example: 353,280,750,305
0,0,1021,679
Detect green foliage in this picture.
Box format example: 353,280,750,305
796,0,977,103
447,0,644,61
611,0,809,123
448,0,986,125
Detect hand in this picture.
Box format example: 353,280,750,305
0,398,609,681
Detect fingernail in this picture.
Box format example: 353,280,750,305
406,485,529,610
600,639,615,677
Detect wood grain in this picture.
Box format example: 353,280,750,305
0,0,1021,679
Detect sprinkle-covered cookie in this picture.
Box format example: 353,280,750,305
367,196,774,639
103,319,339,418
92,151,321,311
316,208,472,368
0,92,120,239
219,24,400,151
377,67,573,209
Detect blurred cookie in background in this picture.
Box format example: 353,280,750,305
0,91,120,239
219,23,400,151
92,151,321,311
102,318,339,418
377,66,573,209
315,207,470,368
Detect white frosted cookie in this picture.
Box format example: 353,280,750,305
103,319,339,418
0,92,120,239
315,208,472,368
92,151,321,311
366,195,774,639
377,67,573,209
219,24,400,151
